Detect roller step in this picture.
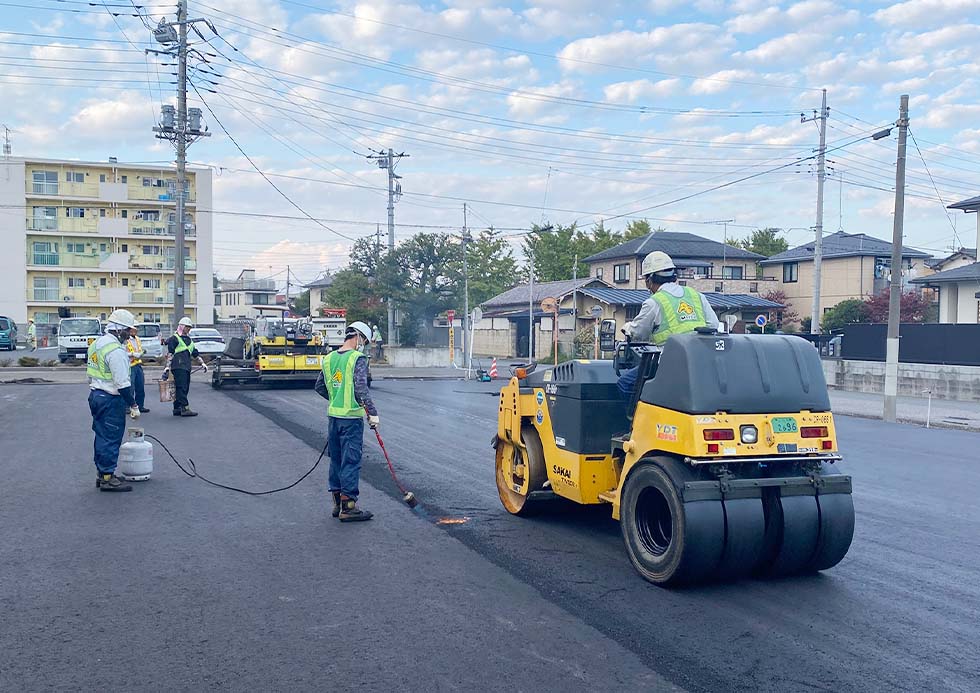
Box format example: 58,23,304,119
598,489,616,504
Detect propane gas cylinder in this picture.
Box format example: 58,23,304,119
118,428,153,481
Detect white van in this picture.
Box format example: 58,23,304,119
57,317,103,363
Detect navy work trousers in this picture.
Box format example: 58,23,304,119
88,389,126,475
328,416,364,500
131,363,145,410
172,368,191,412
617,366,639,403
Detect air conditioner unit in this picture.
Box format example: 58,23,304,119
63,296,72,301
156,263,164,269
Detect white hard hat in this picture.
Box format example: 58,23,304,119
346,320,372,341
178,316,194,328
641,251,676,278
106,308,136,330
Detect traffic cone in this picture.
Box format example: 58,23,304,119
489,357,498,379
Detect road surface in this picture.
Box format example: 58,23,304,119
229,379,980,692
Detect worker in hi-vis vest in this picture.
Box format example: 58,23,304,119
88,309,141,492
617,251,719,401
314,320,379,522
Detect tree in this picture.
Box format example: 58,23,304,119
762,289,798,326
738,228,788,257
863,289,930,324
522,222,578,281
321,269,385,327
821,299,870,332
624,219,653,239
466,228,518,306
291,289,310,317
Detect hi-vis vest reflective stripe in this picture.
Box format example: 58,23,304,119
127,335,143,366
651,286,708,346
87,339,123,381
173,334,192,355
321,349,365,419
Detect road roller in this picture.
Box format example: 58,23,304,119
493,323,854,585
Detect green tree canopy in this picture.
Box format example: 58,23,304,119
737,228,789,257
321,268,386,326
821,298,870,332
465,228,518,306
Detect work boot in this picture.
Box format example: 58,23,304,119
338,496,373,522
172,409,181,417
139,407,151,413
98,473,132,492
179,408,198,417
331,492,342,518
95,472,124,488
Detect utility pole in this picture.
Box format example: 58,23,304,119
367,148,408,345
528,252,534,361
286,264,291,313
884,94,909,423
572,255,578,356
1,124,10,158
150,0,209,330
462,203,471,377
802,88,828,334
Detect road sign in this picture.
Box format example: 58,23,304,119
589,305,604,319
447,309,455,324
755,314,768,328
472,306,483,324
540,297,558,313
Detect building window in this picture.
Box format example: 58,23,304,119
121,175,128,183
33,277,59,302
32,171,58,194
143,279,161,289
749,282,758,293
625,305,641,320
68,277,85,288
121,244,128,252
320,289,329,301
142,246,161,255
66,243,86,253
121,209,128,218
145,313,161,322
100,243,107,252
99,174,106,183
99,208,106,217
122,278,129,287
99,277,107,286
783,262,799,283
715,282,724,292
66,207,85,218
65,171,84,183
722,266,743,280
595,267,603,280
31,206,58,230
613,263,630,283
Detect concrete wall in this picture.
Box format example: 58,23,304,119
0,159,27,323
472,325,514,357
385,346,463,368
823,359,980,402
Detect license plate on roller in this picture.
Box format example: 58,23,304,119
771,416,798,434
75,353,86,360
306,356,320,366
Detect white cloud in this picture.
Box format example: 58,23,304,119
689,70,759,95
873,0,980,28
603,78,681,103
557,24,733,72
741,32,825,64
920,103,980,129
506,82,580,119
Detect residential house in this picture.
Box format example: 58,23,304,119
0,156,214,327
474,278,784,358
760,231,932,322
305,274,335,317
215,269,278,320
910,195,980,324
583,231,772,295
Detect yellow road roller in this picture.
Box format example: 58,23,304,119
493,324,854,585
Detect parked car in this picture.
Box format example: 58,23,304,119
0,316,17,351
136,322,165,359
57,317,102,362
189,327,226,355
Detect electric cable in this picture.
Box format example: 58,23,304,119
146,433,329,495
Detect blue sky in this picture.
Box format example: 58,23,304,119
2,0,979,283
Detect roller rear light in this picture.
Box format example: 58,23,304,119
703,429,734,441
801,426,829,438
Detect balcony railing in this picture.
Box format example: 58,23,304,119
28,218,59,231
128,257,197,271
32,252,60,266
32,288,59,301
32,182,59,195
30,287,100,302
29,252,111,268
130,225,196,237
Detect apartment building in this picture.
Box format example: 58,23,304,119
215,269,278,320
0,156,213,327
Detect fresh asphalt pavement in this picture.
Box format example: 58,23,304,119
1,379,978,691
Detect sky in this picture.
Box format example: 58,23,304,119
2,0,979,289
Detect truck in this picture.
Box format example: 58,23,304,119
311,309,347,349
57,317,103,363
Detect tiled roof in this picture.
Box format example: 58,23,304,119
583,231,764,263
303,274,334,289
482,278,603,307
948,195,980,211
578,286,783,310
759,231,930,265
910,261,980,284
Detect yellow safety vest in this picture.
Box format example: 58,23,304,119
126,335,143,366
87,339,123,382
651,286,708,346
321,349,366,419
173,334,193,355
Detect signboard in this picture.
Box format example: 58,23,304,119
448,326,455,364
755,314,768,328
446,309,455,324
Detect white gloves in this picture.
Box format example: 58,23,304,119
368,415,380,429
162,368,170,380
199,358,208,373
129,406,141,420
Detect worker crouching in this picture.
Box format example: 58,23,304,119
314,321,379,522
88,309,141,492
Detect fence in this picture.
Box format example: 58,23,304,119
841,323,980,366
